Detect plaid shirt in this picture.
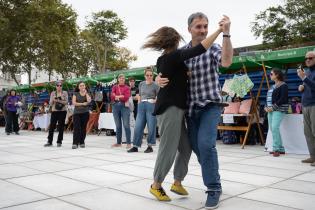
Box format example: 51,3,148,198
184,42,222,116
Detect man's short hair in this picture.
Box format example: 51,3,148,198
129,77,135,82
188,12,208,27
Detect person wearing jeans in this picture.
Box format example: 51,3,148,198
128,67,159,153
265,68,289,157
187,104,222,193
183,13,233,209
111,74,131,148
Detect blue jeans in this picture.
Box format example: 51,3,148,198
268,111,285,152
132,102,157,147
112,102,131,144
187,104,222,191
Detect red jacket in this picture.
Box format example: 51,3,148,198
111,84,131,103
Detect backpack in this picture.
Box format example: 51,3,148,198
95,91,103,102
221,130,238,144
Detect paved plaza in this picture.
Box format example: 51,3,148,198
0,128,314,210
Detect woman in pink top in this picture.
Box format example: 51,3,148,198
111,74,131,147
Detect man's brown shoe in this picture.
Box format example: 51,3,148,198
301,158,315,163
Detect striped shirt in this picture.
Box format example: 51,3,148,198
266,86,274,107
183,42,222,116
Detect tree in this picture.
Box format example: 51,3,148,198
107,46,137,70
86,10,127,73
0,0,77,84
251,0,315,48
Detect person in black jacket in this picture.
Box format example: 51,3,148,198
265,68,289,157
142,24,224,201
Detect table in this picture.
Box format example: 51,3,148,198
33,113,51,130
265,114,309,155
98,113,116,131
98,112,135,140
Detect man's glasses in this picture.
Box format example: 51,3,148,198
145,75,153,77
56,85,62,87
305,57,314,61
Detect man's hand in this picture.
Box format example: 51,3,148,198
219,15,231,34
155,73,169,88
297,69,306,80
298,85,304,92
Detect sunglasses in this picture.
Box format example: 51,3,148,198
56,85,62,87
305,57,314,61
145,75,153,77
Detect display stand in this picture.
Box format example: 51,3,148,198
218,64,268,148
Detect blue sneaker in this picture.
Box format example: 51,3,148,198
205,190,221,209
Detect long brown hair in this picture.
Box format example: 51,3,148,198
142,26,184,52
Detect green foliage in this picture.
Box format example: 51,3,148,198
86,10,128,72
0,0,77,84
0,4,137,85
251,0,315,48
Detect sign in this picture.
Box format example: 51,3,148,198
223,114,234,124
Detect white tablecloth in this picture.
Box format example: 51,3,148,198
98,113,116,131
33,113,51,130
265,114,309,155
98,112,135,140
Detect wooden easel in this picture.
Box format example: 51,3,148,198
218,63,269,148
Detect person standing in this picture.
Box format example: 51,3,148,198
127,67,159,153
5,90,22,135
298,51,315,166
111,74,131,148
265,68,289,157
128,77,139,120
0,91,10,133
72,81,91,149
184,13,233,209
44,82,68,147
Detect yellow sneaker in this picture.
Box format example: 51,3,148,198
150,185,171,201
170,184,188,195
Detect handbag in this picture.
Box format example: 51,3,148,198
55,102,64,110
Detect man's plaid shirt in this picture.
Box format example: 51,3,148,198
184,42,223,116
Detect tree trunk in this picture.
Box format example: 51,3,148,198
10,72,20,86
26,62,32,85
103,48,107,73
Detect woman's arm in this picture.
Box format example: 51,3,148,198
72,95,88,106
272,85,288,110
120,86,131,102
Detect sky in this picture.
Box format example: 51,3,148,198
62,0,284,68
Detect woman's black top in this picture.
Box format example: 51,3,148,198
154,43,206,115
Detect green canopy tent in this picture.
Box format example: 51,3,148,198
219,45,315,74
13,84,34,93
92,67,152,83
